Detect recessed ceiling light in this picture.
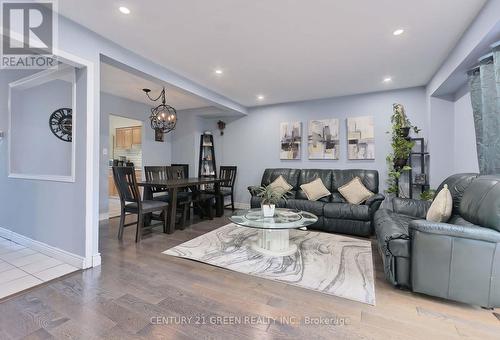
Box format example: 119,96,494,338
383,77,392,83
257,94,265,101
119,6,130,14
214,69,223,75
393,29,404,36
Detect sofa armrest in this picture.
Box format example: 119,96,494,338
409,220,500,243
409,219,500,307
248,185,260,196
392,198,431,218
365,194,385,214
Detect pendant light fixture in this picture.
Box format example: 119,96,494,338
142,87,177,134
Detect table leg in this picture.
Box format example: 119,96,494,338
143,186,153,200
166,187,177,234
143,186,153,226
214,181,223,217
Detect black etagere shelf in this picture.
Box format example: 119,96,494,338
407,138,429,199
198,133,217,190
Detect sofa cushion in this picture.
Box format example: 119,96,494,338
459,175,500,232
332,169,379,194
323,202,370,221
426,184,453,222
436,173,478,214
300,178,331,201
448,215,476,226
338,177,374,204
284,199,325,217
261,168,300,191
269,175,293,195
320,218,372,237
296,169,333,202
331,192,347,203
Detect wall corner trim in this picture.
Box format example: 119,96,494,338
0,226,95,269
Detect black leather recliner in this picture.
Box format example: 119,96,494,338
248,168,385,237
374,173,500,308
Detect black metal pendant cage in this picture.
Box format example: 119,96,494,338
149,103,177,134
143,87,177,135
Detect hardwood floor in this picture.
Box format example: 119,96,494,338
0,212,499,339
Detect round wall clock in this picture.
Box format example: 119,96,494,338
49,108,72,142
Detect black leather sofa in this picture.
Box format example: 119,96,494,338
248,168,385,237
374,173,500,308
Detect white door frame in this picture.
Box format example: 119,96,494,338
54,48,99,268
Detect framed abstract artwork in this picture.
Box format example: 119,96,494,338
308,119,340,159
280,121,302,160
347,116,375,160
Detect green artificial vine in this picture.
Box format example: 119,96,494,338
386,104,420,195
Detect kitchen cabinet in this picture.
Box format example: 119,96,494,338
132,126,142,145
109,170,118,197
115,126,141,149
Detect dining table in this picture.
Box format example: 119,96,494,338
137,177,223,234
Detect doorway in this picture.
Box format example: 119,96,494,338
108,115,143,218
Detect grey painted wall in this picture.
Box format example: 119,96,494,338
10,79,73,176
453,91,479,173
428,97,455,188
99,92,172,215
171,108,208,177
0,68,87,256
172,87,428,205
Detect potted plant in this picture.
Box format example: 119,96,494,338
256,185,290,217
386,103,421,195
392,103,420,138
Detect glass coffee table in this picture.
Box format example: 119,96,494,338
229,208,318,256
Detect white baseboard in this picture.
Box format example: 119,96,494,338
92,253,102,267
83,253,102,268
0,226,97,269
233,202,251,209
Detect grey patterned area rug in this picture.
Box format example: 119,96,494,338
163,223,375,305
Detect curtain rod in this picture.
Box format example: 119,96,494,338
467,43,498,73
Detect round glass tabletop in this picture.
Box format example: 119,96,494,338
229,208,318,230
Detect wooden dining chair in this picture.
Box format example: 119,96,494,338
171,163,189,177
164,166,193,228
219,166,237,211
112,166,168,242
144,166,169,198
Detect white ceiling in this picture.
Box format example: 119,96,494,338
100,63,212,110
60,0,487,106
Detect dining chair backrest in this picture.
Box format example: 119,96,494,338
171,164,189,178
112,166,141,204
144,166,169,193
166,165,186,180
220,166,237,188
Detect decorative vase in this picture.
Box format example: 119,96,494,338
262,204,276,217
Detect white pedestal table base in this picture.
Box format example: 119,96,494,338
251,229,298,256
